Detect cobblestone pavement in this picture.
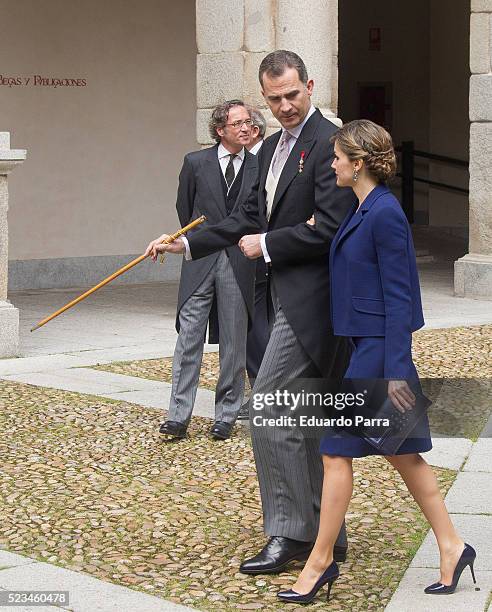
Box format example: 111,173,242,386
93,324,492,384
0,380,456,611
94,324,492,440
412,324,492,378
3,263,490,609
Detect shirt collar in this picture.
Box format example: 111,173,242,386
248,140,263,155
283,104,316,140
218,143,245,161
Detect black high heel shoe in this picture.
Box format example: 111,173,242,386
425,543,477,594
277,560,339,604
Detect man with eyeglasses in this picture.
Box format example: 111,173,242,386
146,100,258,441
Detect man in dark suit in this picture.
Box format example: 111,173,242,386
146,100,258,441
247,107,266,156
237,108,271,420
149,52,355,572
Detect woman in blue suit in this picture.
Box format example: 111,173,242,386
278,120,475,604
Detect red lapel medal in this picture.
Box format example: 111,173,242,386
298,150,306,173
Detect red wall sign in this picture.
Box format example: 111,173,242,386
369,27,381,51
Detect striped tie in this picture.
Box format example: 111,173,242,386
272,131,292,178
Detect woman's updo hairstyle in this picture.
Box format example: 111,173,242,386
331,119,397,183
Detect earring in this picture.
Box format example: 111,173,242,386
353,168,359,182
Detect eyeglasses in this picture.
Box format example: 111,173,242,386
226,119,254,129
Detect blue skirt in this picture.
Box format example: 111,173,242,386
320,337,432,457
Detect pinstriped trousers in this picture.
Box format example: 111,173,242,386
250,288,348,545
168,251,248,425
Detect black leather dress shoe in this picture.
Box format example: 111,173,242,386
240,537,314,574
159,420,187,439
210,421,233,440
236,402,250,420
333,545,348,562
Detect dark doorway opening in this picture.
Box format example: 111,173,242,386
338,0,470,253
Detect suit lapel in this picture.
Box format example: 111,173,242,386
330,201,358,276
336,208,364,244
202,145,227,215
234,150,257,208
335,184,391,247
260,133,280,193
332,200,358,249
269,110,321,219
258,133,280,218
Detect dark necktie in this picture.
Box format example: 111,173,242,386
225,154,236,189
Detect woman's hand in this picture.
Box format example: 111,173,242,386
388,380,416,413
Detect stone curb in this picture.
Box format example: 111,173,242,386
385,402,492,610
0,550,195,612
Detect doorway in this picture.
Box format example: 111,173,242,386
338,0,470,242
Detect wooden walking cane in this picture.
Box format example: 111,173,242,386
31,215,206,332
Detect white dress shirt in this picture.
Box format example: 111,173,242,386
217,143,245,189
260,104,317,263
182,144,245,259
248,139,263,156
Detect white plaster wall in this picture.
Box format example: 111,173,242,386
0,0,196,261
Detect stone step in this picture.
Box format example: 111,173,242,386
416,254,435,263
415,248,435,263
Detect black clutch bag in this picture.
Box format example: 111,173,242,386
360,389,431,455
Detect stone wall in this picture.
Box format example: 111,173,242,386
196,0,339,145
428,0,470,230
454,0,492,298
0,133,26,356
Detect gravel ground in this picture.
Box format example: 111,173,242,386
0,380,456,611
93,351,222,390
93,324,492,385
94,324,492,440
414,325,492,439
412,324,492,378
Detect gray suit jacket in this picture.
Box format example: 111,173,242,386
175,144,259,342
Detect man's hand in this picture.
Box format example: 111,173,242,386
144,235,186,261
144,234,167,258
239,234,263,259
388,380,416,413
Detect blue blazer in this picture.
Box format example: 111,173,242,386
329,184,424,378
